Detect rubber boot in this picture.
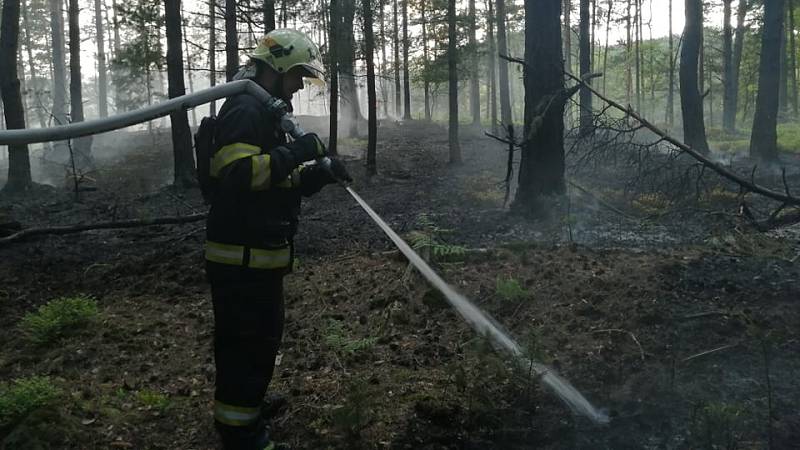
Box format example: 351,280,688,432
216,418,276,450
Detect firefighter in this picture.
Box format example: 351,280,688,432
204,29,351,449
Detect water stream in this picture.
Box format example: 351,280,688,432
346,187,610,425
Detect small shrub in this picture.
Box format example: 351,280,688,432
0,376,61,428
20,295,98,344
136,389,170,412
496,276,529,301
324,320,377,355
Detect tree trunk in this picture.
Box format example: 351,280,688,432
448,0,461,163
625,0,632,105
402,0,411,119
264,0,276,32
95,0,108,118
225,0,238,81
779,2,789,116
722,0,735,133
21,0,48,129
488,0,497,133
379,0,389,118
496,0,512,127
422,0,431,120
328,0,340,155
750,0,786,161
667,0,675,126
634,0,642,113
182,6,197,127
730,0,749,132
69,0,93,163
469,0,480,126
339,0,362,136
679,0,710,154
791,0,798,116
209,0,217,115
514,0,564,214
579,0,592,135
363,0,378,174
564,0,572,123
164,0,195,187
392,0,401,117
49,0,68,143
602,0,611,95
1,0,32,192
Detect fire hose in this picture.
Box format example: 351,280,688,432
0,81,609,425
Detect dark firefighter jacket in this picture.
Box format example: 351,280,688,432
205,92,329,278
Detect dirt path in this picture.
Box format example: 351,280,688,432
1,122,799,449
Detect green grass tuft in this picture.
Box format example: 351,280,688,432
496,276,529,301
0,376,61,428
20,295,99,344
135,389,170,412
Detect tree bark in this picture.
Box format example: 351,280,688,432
730,0,749,131
21,0,48,129
602,0,611,95
49,0,68,147
750,0,786,161
379,0,389,118
447,0,461,164
488,0,497,133
209,0,217,115
422,0,431,120
264,0,276,32
579,0,592,135
339,0,362,136
564,0,573,122
514,0,564,214
402,0,411,120
625,0,632,105
791,0,798,116
679,0,710,154
496,0,512,127
469,0,480,126
328,0,340,155
779,2,789,116
363,0,378,175
392,0,401,117
225,0,238,81
722,0,735,133
1,0,32,192
667,0,674,126
95,0,108,118
164,0,195,187
69,0,93,163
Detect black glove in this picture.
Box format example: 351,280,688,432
288,133,327,163
328,158,353,183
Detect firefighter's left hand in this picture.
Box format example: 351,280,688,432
328,159,352,183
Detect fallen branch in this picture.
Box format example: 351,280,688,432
563,70,800,207
0,213,207,247
682,342,740,363
592,328,645,362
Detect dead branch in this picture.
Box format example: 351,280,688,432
564,70,800,207
682,342,740,363
0,213,208,247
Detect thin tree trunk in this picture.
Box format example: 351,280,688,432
680,0,710,154
182,7,197,127
602,0,611,96
469,0,480,126
69,0,93,163
422,0,431,121
667,0,674,126
49,0,68,133
380,0,389,118
364,0,378,174
779,2,789,116
1,0,32,192
328,0,340,155
95,0,108,118
579,0,592,135
392,0,401,117
488,0,497,133
21,0,48,129
209,0,217,115
750,0,786,161
722,0,735,133
791,0,798,116
339,0,362,136
730,0,749,131
635,0,642,113
165,0,195,187
225,0,238,81
448,0,461,163
112,0,122,113
496,0,512,127
402,0,411,119
564,0,572,123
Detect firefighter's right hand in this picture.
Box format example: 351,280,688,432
290,133,327,163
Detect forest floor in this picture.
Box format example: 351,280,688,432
1,121,799,449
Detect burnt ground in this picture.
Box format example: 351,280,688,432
1,121,799,449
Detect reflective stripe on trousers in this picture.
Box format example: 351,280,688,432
205,240,291,269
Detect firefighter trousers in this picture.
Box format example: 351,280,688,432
210,271,285,440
